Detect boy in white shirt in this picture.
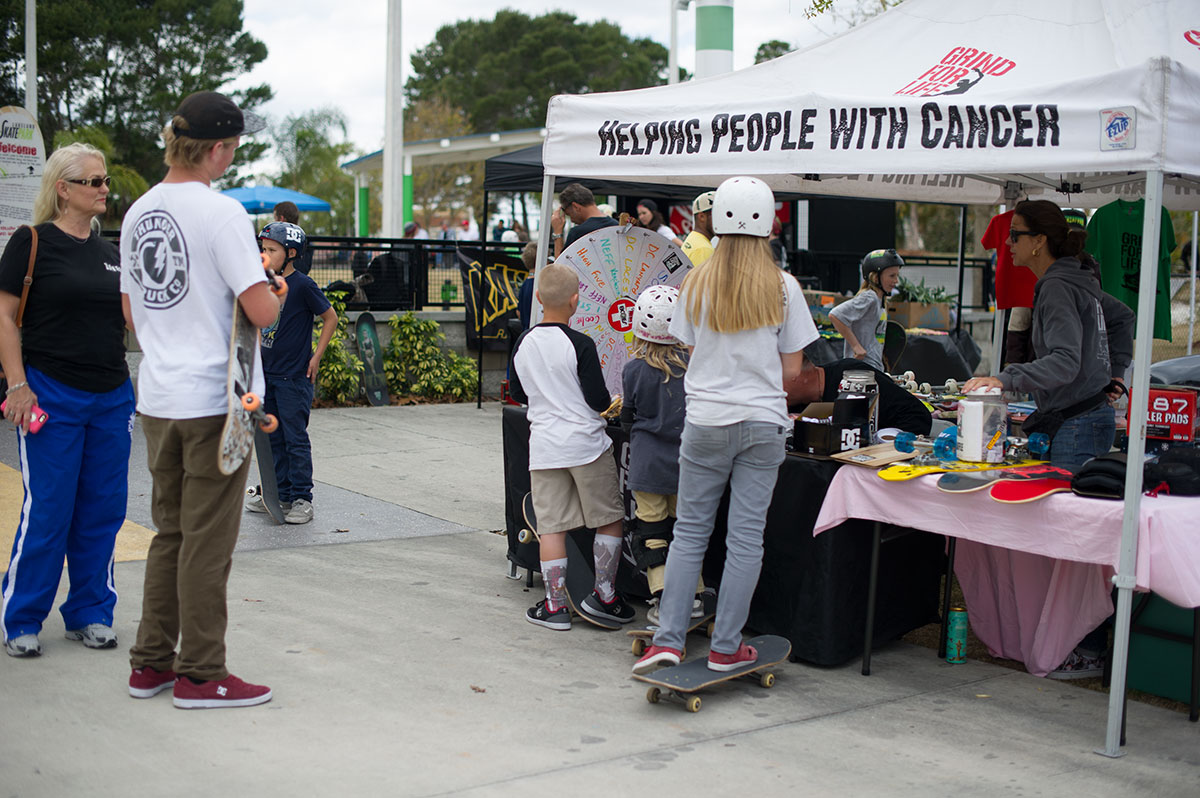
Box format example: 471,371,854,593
120,91,280,709
509,262,634,630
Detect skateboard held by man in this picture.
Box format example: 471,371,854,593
218,256,288,476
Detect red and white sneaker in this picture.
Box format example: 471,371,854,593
632,645,682,675
173,674,272,709
129,666,177,698
707,643,758,672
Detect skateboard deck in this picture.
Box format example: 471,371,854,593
355,312,389,406
218,256,287,475
878,458,1044,482
250,428,285,523
936,464,1076,494
627,592,716,656
882,320,906,373
989,476,1075,503
633,634,792,712
520,492,621,630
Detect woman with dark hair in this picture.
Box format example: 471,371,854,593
965,200,1135,680
965,200,1133,466
635,199,683,248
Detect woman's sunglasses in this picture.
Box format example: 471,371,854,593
1007,229,1039,243
66,176,111,188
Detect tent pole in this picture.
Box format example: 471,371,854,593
955,205,967,334
477,190,490,409
990,202,1010,376
1097,169,1163,759
532,175,556,327
1190,211,1197,356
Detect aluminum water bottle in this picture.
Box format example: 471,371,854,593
946,607,968,664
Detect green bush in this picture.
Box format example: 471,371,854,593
382,312,478,400
313,292,363,404
894,276,957,304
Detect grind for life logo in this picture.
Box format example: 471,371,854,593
895,46,1017,96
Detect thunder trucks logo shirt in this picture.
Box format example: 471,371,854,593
127,209,189,309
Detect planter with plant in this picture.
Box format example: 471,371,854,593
382,312,478,401
887,277,957,330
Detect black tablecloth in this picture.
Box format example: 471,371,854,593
502,405,943,665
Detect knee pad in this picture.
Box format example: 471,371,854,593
632,518,674,571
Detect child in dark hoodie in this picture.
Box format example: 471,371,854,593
965,200,1133,467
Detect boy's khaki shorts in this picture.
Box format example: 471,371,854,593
530,449,624,535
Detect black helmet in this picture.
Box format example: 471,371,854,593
258,221,307,263
860,248,903,284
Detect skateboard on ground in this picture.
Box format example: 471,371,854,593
628,592,717,656
878,458,1044,482
355,311,390,406
936,464,1076,494
247,428,285,523
218,257,287,475
632,634,791,713
519,492,622,630
989,475,1076,503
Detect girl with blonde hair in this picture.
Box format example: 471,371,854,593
633,177,819,676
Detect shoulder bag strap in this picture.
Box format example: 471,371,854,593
15,224,38,328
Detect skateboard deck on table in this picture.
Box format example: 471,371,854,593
249,428,285,523
632,634,792,713
936,464,1076,494
989,476,1075,503
355,312,389,406
218,258,287,475
627,592,717,656
877,458,1044,482
520,492,621,630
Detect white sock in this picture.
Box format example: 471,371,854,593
593,534,621,602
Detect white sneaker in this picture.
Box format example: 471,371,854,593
646,597,704,626
246,491,292,514
5,633,41,657
65,623,117,649
284,498,313,525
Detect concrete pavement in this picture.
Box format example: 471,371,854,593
0,402,1197,797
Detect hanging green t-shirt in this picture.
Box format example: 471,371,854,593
1084,198,1176,340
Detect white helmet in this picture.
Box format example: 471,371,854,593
632,285,679,344
712,176,774,237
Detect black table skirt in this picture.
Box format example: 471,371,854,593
502,405,943,665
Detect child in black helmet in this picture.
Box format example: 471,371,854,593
245,221,338,525
828,248,903,372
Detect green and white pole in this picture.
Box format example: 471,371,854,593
355,173,369,236
694,0,733,79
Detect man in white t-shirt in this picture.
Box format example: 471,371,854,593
120,91,280,710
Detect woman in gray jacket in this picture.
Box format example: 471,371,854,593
965,200,1133,467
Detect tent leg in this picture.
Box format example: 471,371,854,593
955,206,967,334
1096,169,1163,758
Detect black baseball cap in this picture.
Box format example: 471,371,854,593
172,91,266,140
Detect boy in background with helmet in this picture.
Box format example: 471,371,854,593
509,261,634,630
620,285,706,624
828,249,903,372
245,221,338,525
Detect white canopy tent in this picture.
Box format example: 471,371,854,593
534,0,1200,756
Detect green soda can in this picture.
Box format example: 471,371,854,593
946,607,968,664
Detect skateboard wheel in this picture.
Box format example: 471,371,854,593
903,371,915,382
760,672,776,688
270,279,288,298
919,382,932,395
259,414,279,433
685,695,702,713
517,528,533,545
945,379,959,393
242,393,262,412
646,687,661,704
705,622,715,638
904,381,918,393
632,638,646,656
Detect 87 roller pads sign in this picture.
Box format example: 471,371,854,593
0,107,46,254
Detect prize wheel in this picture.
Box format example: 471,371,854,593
558,226,691,397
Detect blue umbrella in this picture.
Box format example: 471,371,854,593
221,185,332,214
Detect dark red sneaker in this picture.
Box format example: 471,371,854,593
172,674,272,709
632,645,682,675
129,666,176,698
707,643,758,672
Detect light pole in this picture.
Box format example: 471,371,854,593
382,0,404,238
25,0,36,116
669,1,692,85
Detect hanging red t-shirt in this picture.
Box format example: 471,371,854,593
981,210,1038,309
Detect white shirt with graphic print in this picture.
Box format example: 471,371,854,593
120,181,267,419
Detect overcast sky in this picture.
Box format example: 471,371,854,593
231,1,839,164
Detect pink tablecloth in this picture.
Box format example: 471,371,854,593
813,466,1200,676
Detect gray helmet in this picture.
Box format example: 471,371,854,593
860,248,903,284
